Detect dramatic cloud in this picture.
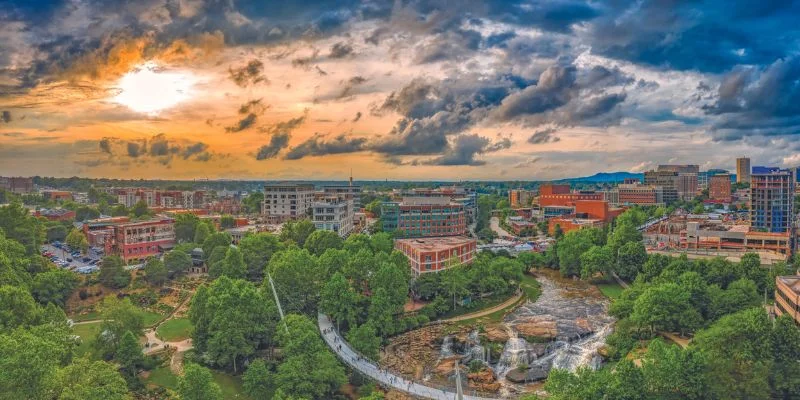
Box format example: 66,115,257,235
424,134,512,166
285,133,367,160
229,59,268,87
705,56,800,140
1,111,11,123
127,142,143,158
256,133,291,160
329,42,354,58
225,114,258,133
260,114,307,135
528,128,560,144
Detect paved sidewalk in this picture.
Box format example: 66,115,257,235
318,313,498,400
442,292,523,323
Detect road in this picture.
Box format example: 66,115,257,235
489,217,513,238
318,313,498,400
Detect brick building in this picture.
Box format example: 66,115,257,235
394,236,477,276
0,176,33,193
548,200,624,235
35,208,76,221
508,189,532,207
709,174,732,202
84,217,175,263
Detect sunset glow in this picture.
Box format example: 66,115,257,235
113,62,196,115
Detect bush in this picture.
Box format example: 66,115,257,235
79,288,89,300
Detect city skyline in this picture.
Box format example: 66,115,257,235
2,1,800,180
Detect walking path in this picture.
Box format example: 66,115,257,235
318,313,498,400
490,217,513,238
441,292,523,323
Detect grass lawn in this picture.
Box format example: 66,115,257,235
157,318,193,341
70,311,102,322
72,322,102,357
142,311,165,327
520,273,542,301
146,366,255,400
595,281,625,300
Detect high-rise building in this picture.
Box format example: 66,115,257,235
312,196,354,237
508,189,532,207
750,167,794,233
644,170,679,203
606,184,665,206
736,157,751,184
380,197,466,238
709,174,732,202
262,183,315,222
657,164,700,174
322,184,362,209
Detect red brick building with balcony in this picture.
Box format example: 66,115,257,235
83,216,175,263
395,236,477,276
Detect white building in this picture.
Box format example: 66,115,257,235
322,184,362,209
312,196,354,237
262,183,315,222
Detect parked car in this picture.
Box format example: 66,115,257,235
82,257,91,262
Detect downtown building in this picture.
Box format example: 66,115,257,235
312,195,354,237
775,276,800,326
111,188,209,209
605,183,665,206
0,176,33,193
381,197,467,238
391,186,477,218
84,216,175,263
322,183,362,210
261,183,315,223
395,236,477,277
508,189,533,208
750,167,795,233
737,157,751,184
709,174,732,202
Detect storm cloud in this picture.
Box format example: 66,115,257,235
256,133,291,160
285,133,367,160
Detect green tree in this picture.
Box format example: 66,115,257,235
606,222,641,258
706,278,760,320
144,257,168,285
370,232,394,254
0,202,45,255
440,267,469,309
317,248,349,279
274,314,346,399
178,363,223,400
737,252,767,292
115,331,143,377
220,246,246,279
557,228,603,276
368,288,396,336
267,249,322,315
65,228,89,253
219,215,235,229
57,358,130,400
94,297,144,359
201,232,231,261
580,245,613,279
770,315,800,399
631,282,702,336
174,213,201,243
111,205,128,217
693,307,773,400
46,224,68,242
99,255,130,288
31,269,79,306
369,262,409,308
189,277,277,372
319,272,361,330
194,222,212,245
279,219,316,247
0,326,68,399
164,250,192,276
640,339,707,399
131,200,149,218
238,233,283,281
616,241,647,280
346,323,381,359
241,192,264,214
0,285,42,332
242,359,272,399
206,246,229,278
303,230,343,256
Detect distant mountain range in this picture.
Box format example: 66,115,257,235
557,172,644,183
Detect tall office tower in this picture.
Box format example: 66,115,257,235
737,157,751,184
750,167,794,233
262,183,315,222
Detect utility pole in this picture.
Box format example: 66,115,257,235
267,272,290,334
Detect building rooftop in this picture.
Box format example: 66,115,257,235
395,236,475,251
400,196,458,206
778,276,800,295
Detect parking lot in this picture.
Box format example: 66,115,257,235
41,242,104,274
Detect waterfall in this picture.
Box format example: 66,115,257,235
495,337,533,376
440,335,454,358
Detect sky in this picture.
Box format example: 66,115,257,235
1,0,799,181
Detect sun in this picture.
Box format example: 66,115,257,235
113,62,196,114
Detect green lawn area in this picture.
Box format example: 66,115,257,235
595,281,625,300
142,311,165,327
520,273,542,301
157,318,193,341
145,366,255,400
72,322,102,357
69,311,102,322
